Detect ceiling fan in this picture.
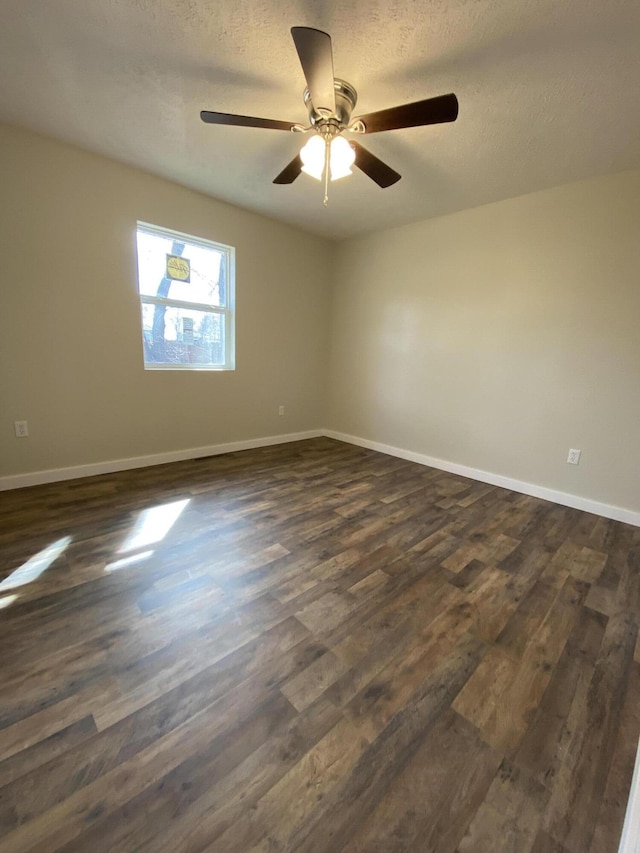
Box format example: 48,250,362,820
201,27,459,204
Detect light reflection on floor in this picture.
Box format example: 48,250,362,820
0,536,72,594
0,498,193,611
105,498,191,572
105,550,154,572
118,499,190,553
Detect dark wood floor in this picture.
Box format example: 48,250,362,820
0,438,639,852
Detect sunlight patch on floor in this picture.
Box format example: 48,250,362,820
0,536,72,593
105,550,154,572
119,499,190,553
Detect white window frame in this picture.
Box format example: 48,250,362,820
135,221,235,371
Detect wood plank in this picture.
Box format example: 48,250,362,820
458,760,549,853
514,605,607,788
455,575,588,754
342,709,502,852
591,660,640,851
542,612,638,851
285,632,488,853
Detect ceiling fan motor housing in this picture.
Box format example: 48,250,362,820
304,79,358,133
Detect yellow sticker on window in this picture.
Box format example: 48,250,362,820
166,255,190,282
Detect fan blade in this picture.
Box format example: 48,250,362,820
273,154,303,184
200,111,297,131
291,27,336,114
354,93,458,134
351,141,401,188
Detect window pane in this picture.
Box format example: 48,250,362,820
142,304,225,366
136,229,225,307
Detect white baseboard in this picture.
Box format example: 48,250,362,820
2,428,639,528
324,429,640,528
0,430,323,492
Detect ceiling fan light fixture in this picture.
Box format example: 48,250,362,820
300,135,326,180
329,136,355,180
300,135,355,182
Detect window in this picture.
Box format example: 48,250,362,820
135,222,235,370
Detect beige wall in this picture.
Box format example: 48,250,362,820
3,122,638,517
0,124,332,477
328,171,640,514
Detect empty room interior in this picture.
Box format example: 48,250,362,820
1,1,640,851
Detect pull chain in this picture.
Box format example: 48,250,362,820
323,138,330,206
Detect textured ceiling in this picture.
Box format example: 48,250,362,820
1,0,639,239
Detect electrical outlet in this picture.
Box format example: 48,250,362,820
567,448,581,465
14,420,29,438
278,405,285,416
